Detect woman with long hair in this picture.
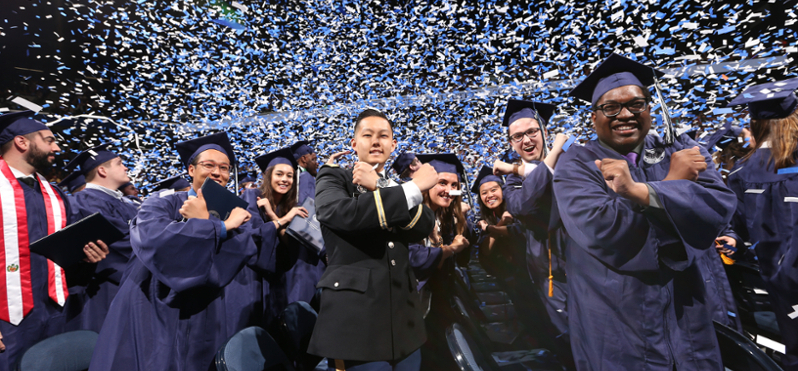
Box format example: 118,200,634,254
727,79,798,370
242,147,311,327
471,166,526,281
406,153,474,371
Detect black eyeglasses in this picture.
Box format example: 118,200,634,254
594,98,649,117
509,127,541,143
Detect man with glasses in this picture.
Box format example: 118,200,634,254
90,133,281,371
492,100,574,368
554,54,735,370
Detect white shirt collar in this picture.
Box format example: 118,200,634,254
8,165,35,180
85,183,124,200
760,141,770,148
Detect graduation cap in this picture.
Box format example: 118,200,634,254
502,99,557,128
254,147,298,172
174,133,236,170
416,153,465,180
727,77,798,120
570,53,675,145
58,172,86,193
151,174,191,192
702,122,743,152
391,151,416,175
237,171,257,184
0,110,49,145
470,166,503,194
569,53,665,106
117,182,134,190
290,140,314,160
65,143,119,175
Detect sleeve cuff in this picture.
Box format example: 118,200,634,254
645,183,663,209
220,220,228,239
522,162,536,178
402,181,423,210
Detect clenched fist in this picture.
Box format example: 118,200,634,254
352,162,379,191
595,158,650,206
664,146,707,182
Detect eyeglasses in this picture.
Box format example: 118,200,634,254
197,161,232,174
594,99,649,117
509,128,541,143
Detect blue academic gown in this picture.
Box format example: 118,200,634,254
503,167,569,340
298,170,316,205
88,190,278,371
408,219,475,371
64,188,139,333
241,189,325,322
553,134,735,371
698,225,742,331
728,148,798,370
0,181,73,371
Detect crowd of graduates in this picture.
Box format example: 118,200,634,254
0,53,796,371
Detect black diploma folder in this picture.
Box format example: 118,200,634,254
29,212,125,267
200,177,249,221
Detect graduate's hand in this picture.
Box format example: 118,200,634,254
450,235,470,253
715,236,737,255
256,197,278,220
410,163,438,192
498,211,514,226
83,240,109,263
460,201,471,213
478,220,489,231
326,150,351,165
663,147,707,182
180,189,210,219
492,160,516,176
0,328,5,353
286,207,310,221
594,158,650,206
352,162,379,191
224,207,251,231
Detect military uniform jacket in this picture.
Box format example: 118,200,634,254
307,164,435,362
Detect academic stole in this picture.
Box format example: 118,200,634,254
0,159,68,325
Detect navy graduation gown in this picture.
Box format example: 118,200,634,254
0,181,74,371
64,188,139,333
553,134,735,371
88,190,278,371
241,189,325,324
298,171,316,205
698,225,741,331
503,166,569,338
728,148,798,369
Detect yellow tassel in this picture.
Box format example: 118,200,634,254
720,253,735,265
548,246,554,297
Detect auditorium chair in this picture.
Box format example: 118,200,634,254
16,330,98,371
215,326,295,371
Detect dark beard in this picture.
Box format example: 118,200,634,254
25,144,54,174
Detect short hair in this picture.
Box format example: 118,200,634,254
85,158,115,182
353,109,393,135
0,132,37,156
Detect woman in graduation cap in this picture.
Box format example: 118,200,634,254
89,133,278,371
491,99,573,367
470,166,524,281
727,77,798,370
406,153,475,371
554,53,735,370
242,147,316,327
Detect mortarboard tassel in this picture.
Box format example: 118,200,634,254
720,253,735,265
548,237,554,297
652,74,676,146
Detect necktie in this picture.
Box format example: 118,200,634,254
622,152,638,168
17,177,36,188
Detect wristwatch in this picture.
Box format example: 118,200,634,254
376,177,390,189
